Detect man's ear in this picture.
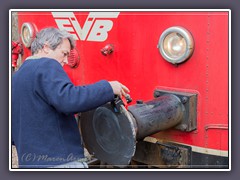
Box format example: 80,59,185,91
42,44,50,54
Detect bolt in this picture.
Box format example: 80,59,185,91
154,91,161,98
181,97,188,104
179,124,188,131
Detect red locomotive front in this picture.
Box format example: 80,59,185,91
12,10,230,169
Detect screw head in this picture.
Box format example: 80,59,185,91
181,97,188,104
154,91,161,98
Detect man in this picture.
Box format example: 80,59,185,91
12,27,129,168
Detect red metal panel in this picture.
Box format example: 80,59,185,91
16,11,229,151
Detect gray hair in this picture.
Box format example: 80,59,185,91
31,27,75,55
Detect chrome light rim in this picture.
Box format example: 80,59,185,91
158,26,194,64
20,22,36,48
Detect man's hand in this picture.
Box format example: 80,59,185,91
109,81,130,97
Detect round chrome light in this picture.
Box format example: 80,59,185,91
158,26,194,64
20,23,37,48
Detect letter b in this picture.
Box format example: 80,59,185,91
87,20,113,42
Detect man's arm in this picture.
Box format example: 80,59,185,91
34,59,114,114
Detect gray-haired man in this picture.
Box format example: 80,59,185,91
12,27,129,168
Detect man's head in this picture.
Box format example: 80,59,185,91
31,27,75,66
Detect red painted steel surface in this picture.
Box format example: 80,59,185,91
17,11,229,151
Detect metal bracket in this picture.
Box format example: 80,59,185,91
154,89,198,132
132,140,191,168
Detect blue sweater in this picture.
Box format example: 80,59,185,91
12,58,114,168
